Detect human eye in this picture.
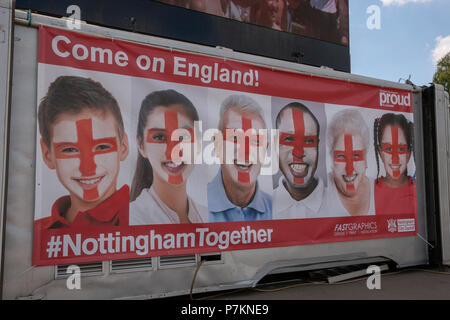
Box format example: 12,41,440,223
304,138,314,145
152,132,167,141
61,146,79,153
178,132,192,142
230,134,240,143
283,135,294,142
95,143,113,151
251,135,261,145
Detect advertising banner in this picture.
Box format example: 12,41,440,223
33,26,417,266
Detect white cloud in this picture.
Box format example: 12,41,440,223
380,0,432,6
432,35,450,64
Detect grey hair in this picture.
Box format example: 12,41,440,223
327,109,370,154
218,94,266,130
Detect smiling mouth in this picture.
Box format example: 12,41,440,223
289,163,308,178
234,160,252,172
73,176,104,190
390,164,401,169
343,174,357,183
163,161,185,174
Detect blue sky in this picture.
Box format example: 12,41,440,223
349,0,450,86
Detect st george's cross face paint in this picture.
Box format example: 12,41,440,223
221,107,266,186
380,124,410,179
278,108,319,188
333,133,366,195
50,110,122,202
142,106,195,185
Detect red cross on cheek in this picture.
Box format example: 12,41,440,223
279,109,318,185
381,126,408,178
53,118,118,201
334,134,365,192
146,110,193,185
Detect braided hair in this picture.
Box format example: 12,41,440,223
373,113,414,184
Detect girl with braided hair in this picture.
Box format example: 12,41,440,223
373,113,417,216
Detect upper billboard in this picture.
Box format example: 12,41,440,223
156,0,349,46
16,0,351,72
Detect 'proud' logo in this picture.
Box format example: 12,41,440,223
379,91,411,108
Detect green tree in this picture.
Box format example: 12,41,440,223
433,52,450,94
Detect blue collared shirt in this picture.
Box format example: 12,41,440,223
207,170,272,222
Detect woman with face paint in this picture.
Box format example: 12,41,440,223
129,89,205,225
324,109,375,217
373,113,416,215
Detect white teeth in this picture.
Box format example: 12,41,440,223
391,165,401,169
343,175,356,182
290,164,307,171
165,161,182,168
234,160,251,169
78,178,100,185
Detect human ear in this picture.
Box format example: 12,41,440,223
213,131,223,160
119,132,129,161
40,139,56,170
136,135,146,159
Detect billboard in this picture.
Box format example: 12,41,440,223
156,0,349,46
16,0,351,72
33,26,417,266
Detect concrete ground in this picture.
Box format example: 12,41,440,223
194,266,450,300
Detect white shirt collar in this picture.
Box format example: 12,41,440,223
148,187,203,223
274,176,324,214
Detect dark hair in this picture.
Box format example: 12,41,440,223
38,76,124,147
276,102,320,138
130,89,199,201
373,113,414,183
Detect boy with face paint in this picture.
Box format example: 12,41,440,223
273,102,326,219
207,95,272,222
324,109,375,217
35,76,130,229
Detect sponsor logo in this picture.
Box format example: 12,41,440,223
387,218,415,233
334,222,378,236
397,218,416,232
379,90,411,108
387,219,397,233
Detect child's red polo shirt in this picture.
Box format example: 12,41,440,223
35,185,130,229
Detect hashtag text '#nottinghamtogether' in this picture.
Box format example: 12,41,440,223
45,227,274,258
